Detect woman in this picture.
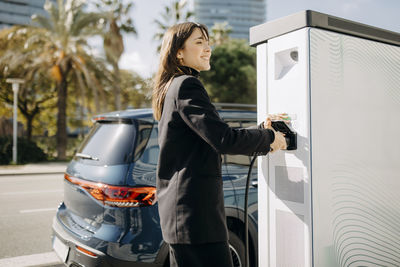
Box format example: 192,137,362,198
152,22,287,267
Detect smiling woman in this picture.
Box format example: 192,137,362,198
151,22,283,267
176,27,211,72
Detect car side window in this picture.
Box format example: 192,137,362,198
130,122,159,185
139,124,159,165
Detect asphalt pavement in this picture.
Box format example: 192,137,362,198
0,162,68,267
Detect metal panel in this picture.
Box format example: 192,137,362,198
275,166,304,203
250,10,400,47
276,211,305,267
310,27,400,267
258,27,312,267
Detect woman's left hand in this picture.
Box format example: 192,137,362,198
263,113,290,129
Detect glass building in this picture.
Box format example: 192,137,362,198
0,0,50,29
194,0,266,40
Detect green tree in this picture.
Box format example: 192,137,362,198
153,0,194,51
119,70,152,109
200,39,257,104
0,0,109,160
0,26,57,141
0,72,56,141
95,0,137,110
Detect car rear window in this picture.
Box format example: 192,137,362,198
75,121,136,166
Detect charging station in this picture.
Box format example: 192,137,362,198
250,10,400,267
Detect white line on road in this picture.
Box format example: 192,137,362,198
1,190,63,196
20,208,57,213
0,251,61,267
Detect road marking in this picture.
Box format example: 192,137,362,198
1,189,63,196
20,208,57,214
0,251,61,267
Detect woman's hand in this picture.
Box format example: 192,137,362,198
263,113,290,127
270,131,287,152
263,113,288,153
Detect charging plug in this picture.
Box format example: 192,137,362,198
271,121,297,150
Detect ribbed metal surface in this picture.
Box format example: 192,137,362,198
310,28,400,267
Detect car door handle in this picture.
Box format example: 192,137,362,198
251,180,258,188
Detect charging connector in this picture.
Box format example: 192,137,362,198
271,121,297,150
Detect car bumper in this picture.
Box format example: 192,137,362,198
52,216,165,267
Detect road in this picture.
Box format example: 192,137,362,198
0,173,64,266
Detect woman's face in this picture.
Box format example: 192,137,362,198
177,28,211,72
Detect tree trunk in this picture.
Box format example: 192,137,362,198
56,79,67,160
18,103,37,142
26,115,33,141
113,62,121,110
56,63,71,160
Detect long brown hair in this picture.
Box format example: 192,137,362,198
152,22,209,121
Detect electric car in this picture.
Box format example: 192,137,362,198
52,107,259,267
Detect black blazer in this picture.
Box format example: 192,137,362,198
156,67,275,244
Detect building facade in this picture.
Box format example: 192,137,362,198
0,0,49,29
194,0,266,40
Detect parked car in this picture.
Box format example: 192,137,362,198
52,107,259,267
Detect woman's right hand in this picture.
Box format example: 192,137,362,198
270,131,287,153
264,115,288,153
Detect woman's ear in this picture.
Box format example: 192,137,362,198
177,50,183,60
176,50,184,64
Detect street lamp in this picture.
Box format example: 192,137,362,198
6,78,24,164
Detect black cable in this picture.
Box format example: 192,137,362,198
244,154,258,267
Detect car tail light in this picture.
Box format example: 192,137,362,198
64,173,156,207
76,245,97,257
92,116,106,121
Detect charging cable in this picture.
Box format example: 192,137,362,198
243,117,295,267
244,154,258,267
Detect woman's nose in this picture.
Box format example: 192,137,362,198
204,43,211,53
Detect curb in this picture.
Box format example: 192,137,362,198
0,171,66,177
0,251,62,267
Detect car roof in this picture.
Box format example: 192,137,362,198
92,108,257,121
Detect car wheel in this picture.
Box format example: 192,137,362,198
229,230,245,267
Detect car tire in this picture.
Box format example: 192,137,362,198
228,230,245,267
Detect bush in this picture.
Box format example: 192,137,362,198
0,136,47,165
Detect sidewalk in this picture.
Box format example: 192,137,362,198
0,162,68,176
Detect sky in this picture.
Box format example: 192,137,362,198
119,0,400,78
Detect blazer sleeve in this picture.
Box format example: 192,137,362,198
176,77,274,156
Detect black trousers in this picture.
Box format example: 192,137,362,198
169,241,234,267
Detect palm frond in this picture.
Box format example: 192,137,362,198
185,11,194,20
31,15,54,32
70,12,106,36
44,0,59,24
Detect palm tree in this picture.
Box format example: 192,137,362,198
209,22,232,46
95,0,137,110
153,0,194,52
1,0,109,160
